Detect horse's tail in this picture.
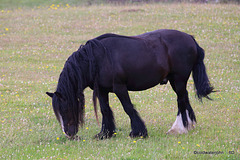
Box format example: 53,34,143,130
191,36,214,101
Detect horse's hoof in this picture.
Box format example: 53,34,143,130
94,131,116,140
129,130,148,138
167,122,196,135
68,135,81,141
166,128,188,135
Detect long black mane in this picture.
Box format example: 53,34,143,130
56,39,106,126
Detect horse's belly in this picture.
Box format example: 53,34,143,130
127,83,160,91
126,72,163,91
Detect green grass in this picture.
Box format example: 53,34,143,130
0,2,239,160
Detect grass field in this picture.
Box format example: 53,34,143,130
0,1,239,159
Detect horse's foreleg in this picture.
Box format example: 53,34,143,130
114,84,148,138
95,89,116,139
167,76,196,134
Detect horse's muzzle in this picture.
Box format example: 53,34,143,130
65,125,78,138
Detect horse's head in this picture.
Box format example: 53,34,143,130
46,91,84,138
46,41,101,139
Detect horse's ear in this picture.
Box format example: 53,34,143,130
46,92,54,98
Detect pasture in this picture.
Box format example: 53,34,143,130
0,2,239,159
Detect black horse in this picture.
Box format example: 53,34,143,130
46,29,214,139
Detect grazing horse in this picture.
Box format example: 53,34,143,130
46,29,214,139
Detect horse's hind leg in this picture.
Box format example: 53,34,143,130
114,84,148,138
167,75,196,134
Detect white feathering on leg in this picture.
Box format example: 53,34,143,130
167,110,196,134
167,113,188,134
